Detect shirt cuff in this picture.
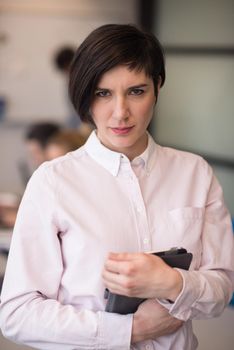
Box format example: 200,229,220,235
98,311,133,350
157,268,199,320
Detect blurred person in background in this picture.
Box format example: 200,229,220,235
45,129,87,160
0,122,61,228
0,123,88,228
0,124,86,228
25,121,61,169
54,45,93,136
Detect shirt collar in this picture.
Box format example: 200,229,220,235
84,130,156,176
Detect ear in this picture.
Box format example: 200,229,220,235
154,76,162,105
157,76,162,94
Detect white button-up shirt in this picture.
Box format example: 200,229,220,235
0,131,233,350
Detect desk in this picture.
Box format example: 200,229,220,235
0,229,12,252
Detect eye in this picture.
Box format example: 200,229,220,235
94,89,110,97
129,88,145,96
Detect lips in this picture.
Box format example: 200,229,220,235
110,126,134,135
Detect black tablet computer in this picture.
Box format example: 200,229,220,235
104,248,192,315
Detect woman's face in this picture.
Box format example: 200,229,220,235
91,65,157,160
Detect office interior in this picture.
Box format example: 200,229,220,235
0,1,233,349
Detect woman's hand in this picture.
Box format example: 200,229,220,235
131,299,183,343
102,252,183,301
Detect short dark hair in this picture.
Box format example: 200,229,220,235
25,122,61,148
69,24,165,124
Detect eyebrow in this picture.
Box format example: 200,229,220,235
128,84,149,89
95,83,149,90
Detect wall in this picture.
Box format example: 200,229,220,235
0,0,137,123
153,1,234,349
153,0,234,215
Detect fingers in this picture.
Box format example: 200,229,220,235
104,252,145,276
107,252,141,261
104,252,164,278
104,257,137,276
103,254,141,296
102,268,135,296
164,317,184,335
102,252,172,299
132,299,184,342
103,252,154,293
102,262,134,287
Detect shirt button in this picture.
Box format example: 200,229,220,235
143,238,149,244
145,345,152,350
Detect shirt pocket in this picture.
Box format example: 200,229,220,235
166,207,205,270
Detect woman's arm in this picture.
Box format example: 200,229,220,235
0,165,132,350
168,171,234,321
103,168,234,322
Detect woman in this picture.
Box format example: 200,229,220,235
0,24,233,350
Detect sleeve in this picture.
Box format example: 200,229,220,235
160,162,234,321
0,165,132,350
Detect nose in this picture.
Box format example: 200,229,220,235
112,96,129,121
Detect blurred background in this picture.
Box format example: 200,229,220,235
0,0,233,349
